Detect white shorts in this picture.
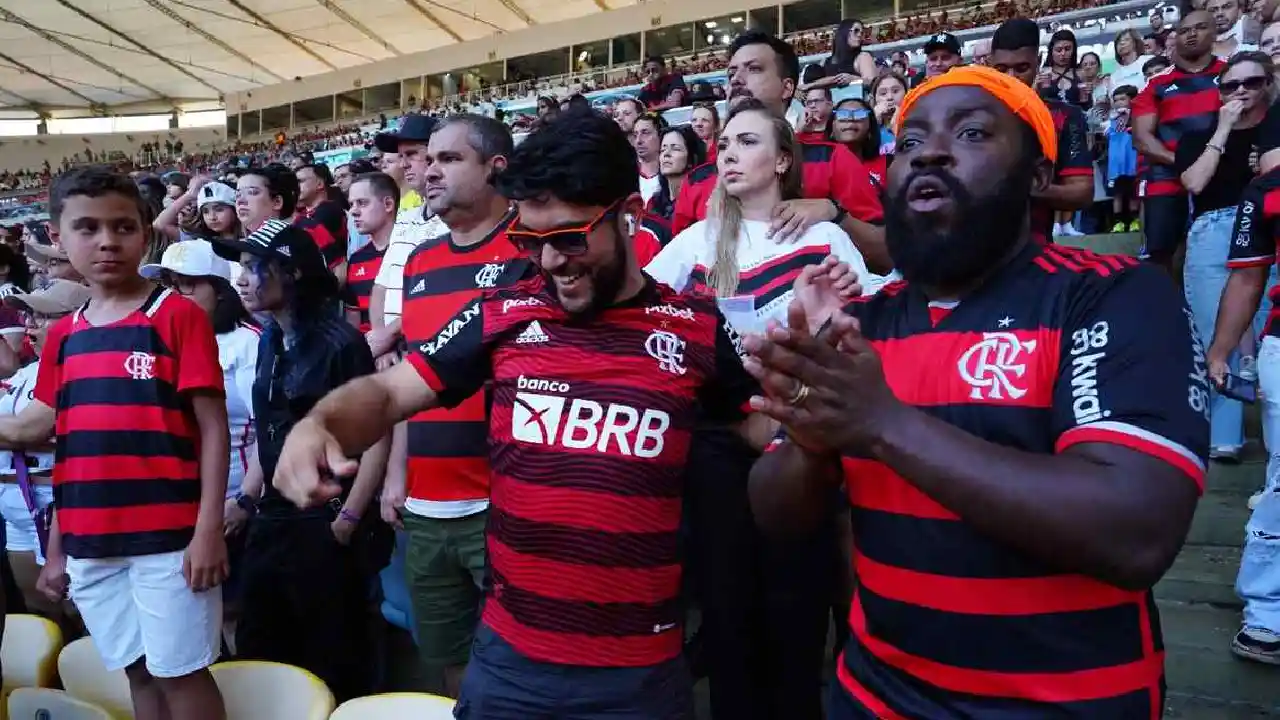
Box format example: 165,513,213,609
0,484,53,562
67,551,222,677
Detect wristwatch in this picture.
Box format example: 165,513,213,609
235,493,257,515
829,199,848,225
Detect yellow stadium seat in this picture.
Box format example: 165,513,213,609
209,662,334,720
8,688,112,720
329,692,455,719
1,614,63,692
56,638,133,720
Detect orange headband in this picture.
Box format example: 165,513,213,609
893,65,1058,164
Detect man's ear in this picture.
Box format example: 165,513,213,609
1029,156,1055,196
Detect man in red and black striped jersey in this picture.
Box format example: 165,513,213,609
1208,169,1280,664
379,115,527,698
274,109,788,719
748,67,1208,719
295,163,349,276
0,167,229,720
343,172,399,333
673,31,890,273
1133,10,1224,271
989,19,1095,245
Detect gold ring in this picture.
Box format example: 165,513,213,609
788,382,811,405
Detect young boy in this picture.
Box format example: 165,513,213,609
0,166,229,720
1107,85,1141,232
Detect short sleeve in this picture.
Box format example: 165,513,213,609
406,298,493,409
828,144,885,224
1051,267,1209,491
645,225,701,291
1131,80,1158,119
1056,105,1093,177
1228,178,1276,268
32,318,70,407
697,310,761,424
173,300,225,396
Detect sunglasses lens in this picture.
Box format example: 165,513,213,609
509,231,590,257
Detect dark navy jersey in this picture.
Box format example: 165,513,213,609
1228,169,1280,337
1030,100,1094,245
831,243,1208,718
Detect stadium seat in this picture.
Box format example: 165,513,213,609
209,662,334,720
329,692,455,719
57,638,134,720
1,614,63,693
8,687,113,720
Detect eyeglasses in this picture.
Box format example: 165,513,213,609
506,200,621,257
1220,76,1270,94
834,108,871,121
159,274,203,296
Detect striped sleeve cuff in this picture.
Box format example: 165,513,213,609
1226,256,1274,269
407,352,446,394
1055,420,1206,491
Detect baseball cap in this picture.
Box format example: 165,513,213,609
211,218,336,292
5,279,90,315
924,32,962,55
139,240,232,282
197,181,236,210
374,114,437,153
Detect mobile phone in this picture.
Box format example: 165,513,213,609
1220,373,1257,404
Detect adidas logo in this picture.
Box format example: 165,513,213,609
411,279,426,294
516,320,550,345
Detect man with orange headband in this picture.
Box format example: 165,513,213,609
747,65,1207,719
989,18,1095,243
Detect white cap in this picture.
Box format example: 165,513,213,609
139,240,233,282
197,181,236,210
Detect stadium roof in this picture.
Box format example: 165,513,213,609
0,0,621,112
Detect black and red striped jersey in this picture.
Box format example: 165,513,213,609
1132,58,1226,197
343,242,386,332
399,222,526,508
1227,169,1280,336
407,276,757,667
831,243,1208,718
34,287,225,560
1030,100,1094,245
295,200,348,269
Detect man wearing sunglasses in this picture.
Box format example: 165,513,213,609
673,31,890,274
269,108,847,719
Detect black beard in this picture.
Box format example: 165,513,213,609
884,163,1033,289
541,223,629,320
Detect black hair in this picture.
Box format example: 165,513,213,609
644,55,665,68
1143,55,1171,74
1112,84,1139,99
1044,29,1079,68
435,113,515,161
566,94,592,110
496,106,639,206
298,163,334,187
729,30,800,84
347,158,378,175
242,163,300,218
991,18,1041,52
831,19,864,71
350,171,402,214
50,165,148,224
634,112,669,135
805,86,834,102
209,276,253,335
666,126,707,172
24,221,49,246
0,244,31,292
614,97,644,116
833,98,882,163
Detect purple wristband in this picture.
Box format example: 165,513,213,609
339,508,361,524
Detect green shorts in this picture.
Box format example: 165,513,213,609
403,510,488,669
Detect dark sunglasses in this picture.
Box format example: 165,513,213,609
1220,76,1270,94
507,200,622,257
835,108,870,121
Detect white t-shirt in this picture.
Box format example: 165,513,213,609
374,206,449,326
1107,56,1154,96
646,219,880,333
0,362,52,475
217,322,260,498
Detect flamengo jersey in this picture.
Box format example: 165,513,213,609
1132,58,1226,197
1227,168,1280,336
344,242,386,332
672,140,885,235
832,244,1208,718
1030,100,1093,245
408,277,757,667
34,288,225,560
400,221,527,516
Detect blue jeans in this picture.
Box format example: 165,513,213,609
454,624,695,720
1183,207,1276,452
1238,335,1280,634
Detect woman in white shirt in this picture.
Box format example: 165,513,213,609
646,97,877,334
0,280,89,628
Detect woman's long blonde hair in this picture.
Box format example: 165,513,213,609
706,98,804,296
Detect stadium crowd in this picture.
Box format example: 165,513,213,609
0,0,1278,718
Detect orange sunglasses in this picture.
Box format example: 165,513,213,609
506,199,622,257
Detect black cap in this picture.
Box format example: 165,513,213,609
923,32,962,55
212,218,336,293
373,113,437,153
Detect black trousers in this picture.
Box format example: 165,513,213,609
684,429,839,720
235,513,373,702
